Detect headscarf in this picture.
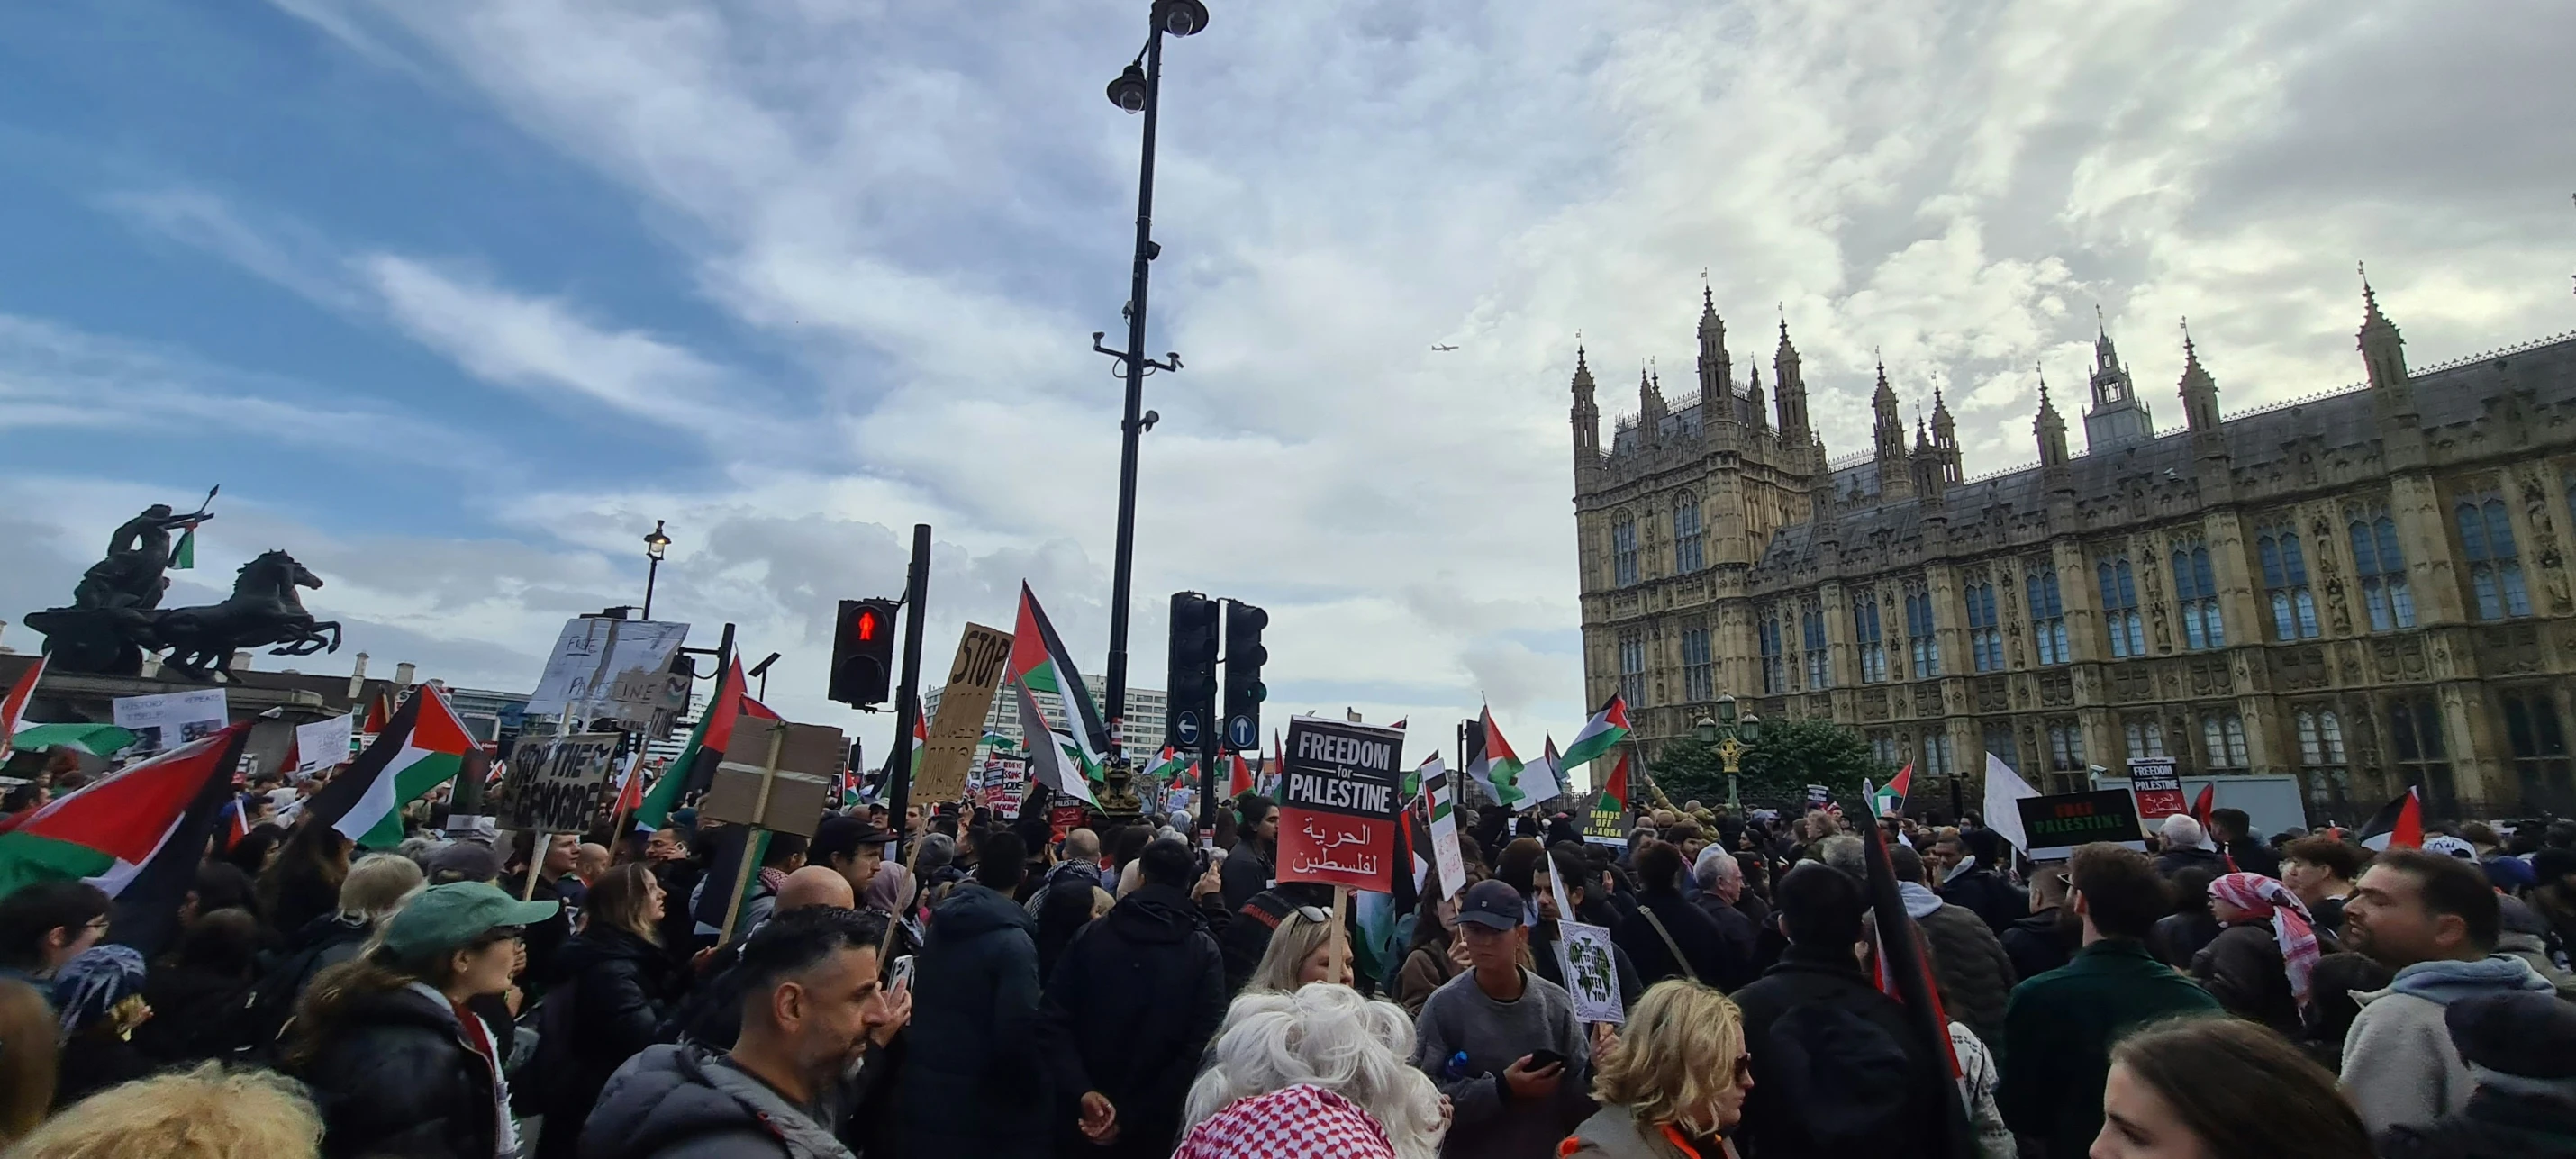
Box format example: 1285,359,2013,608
863,861,912,915
1175,1085,1399,1159
2209,872,2319,1006
51,944,147,1037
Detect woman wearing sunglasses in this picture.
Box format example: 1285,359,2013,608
1561,979,1753,1159
285,881,558,1159
1247,903,1354,993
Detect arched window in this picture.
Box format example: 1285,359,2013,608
1851,588,1887,683
2098,556,2145,656
2200,711,2247,768
1964,580,2003,672
1611,517,1638,586
2348,509,2414,630
1800,599,1830,690
2172,541,2224,649
2026,565,2069,664
2456,494,2530,620
1757,608,1784,694
2256,520,2319,639
1673,495,1704,574
1904,580,1941,677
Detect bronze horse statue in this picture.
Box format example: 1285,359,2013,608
153,549,343,683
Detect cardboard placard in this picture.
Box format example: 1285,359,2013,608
292,713,356,775
113,688,228,757
524,618,691,732
912,623,1014,806
1276,716,1405,890
1556,919,1626,1025
495,733,622,832
2015,788,2148,860
2127,757,2185,819
1420,756,1466,900
700,719,844,838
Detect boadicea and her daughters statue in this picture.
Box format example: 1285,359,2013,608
26,488,340,683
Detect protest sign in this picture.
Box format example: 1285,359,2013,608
2015,788,2147,860
1556,920,1625,1025
986,756,1028,819
702,719,843,838
1049,802,1090,844
524,618,691,732
293,713,355,776
2127,757,2186,819
1805,783,1831,810
495,733,622,833
1276,716,1405,890
113,688,227,757
1582,790,1628,847
913,623,1013,805
1420,755,1465,900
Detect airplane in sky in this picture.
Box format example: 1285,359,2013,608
1430,344,1457,351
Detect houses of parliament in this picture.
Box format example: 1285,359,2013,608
1570,278,2576,823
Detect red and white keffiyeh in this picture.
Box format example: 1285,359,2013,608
2209,871,2320,1006
1174,1084,1398,1159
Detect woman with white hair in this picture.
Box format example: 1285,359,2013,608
1176,983,1447,1159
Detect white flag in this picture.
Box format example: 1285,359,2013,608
1982,751,2042,855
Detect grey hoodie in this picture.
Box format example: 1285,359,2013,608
2341,954,2553,1135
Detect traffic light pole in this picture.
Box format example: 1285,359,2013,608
883,524,931,841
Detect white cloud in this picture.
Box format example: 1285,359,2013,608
53,0,2573,758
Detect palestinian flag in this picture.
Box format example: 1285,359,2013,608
1600,750,1633,810
632,656,779,832
1145,745,1193,788
1015,679,1096,806
1873,764,1912,818
0,652,46,762
305,685,473,848
1228,750,1254,799
1008,584,1109,784
1464,707,1527,809
2357,787,2424,851
0,726,248,957
360,693,391,737
908,696,928,782
170,523,198,570
1559,693,1630,771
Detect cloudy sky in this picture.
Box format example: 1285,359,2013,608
3,0,2570,767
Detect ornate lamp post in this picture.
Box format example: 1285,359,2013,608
1701,694,1762,814
640,521,671,620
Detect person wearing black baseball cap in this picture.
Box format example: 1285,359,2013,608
1410,879,1599,1159
284,881,558,1159
812,814,897,901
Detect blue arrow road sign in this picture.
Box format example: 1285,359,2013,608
1175,711,1202,746
1228,715,1256,750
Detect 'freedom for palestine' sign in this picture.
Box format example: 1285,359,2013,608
1277,715,1406,891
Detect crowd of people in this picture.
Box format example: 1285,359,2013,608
1,756,2574,1159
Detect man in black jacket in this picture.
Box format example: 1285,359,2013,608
897,829,1048,1158
1040,838,1229,1158
1609,842,1734,987
585,907,896,1159
2002,860,2079,982
2208,808,2281,879
1730,863,1952,1159
1937,828,2030,935
1219,794,1277,911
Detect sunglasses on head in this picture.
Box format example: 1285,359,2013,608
1292,905,1331,924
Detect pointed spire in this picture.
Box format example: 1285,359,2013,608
2354,264,2410,403
2036,363,2054,412
2360,260,2382,322
2179,321,2222,433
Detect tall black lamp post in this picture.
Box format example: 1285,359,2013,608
1093,0,1209,762
1698,693,1761,814
641,520,671,620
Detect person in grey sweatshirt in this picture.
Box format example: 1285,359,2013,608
2339,848,2554,1136
1411,880,1598,1159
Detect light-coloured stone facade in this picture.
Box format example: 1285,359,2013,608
1572,283,2576,823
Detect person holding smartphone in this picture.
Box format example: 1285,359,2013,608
1410,880,1604,1159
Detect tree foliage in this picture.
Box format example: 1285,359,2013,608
1641,716,1887,811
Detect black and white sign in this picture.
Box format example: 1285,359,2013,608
1174,711,1202,747
1227,714,1256,750
496,733,622,833
525,618,691,731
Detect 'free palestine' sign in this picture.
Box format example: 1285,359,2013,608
2014,789,2147,860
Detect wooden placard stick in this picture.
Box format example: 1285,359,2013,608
717,722,790,944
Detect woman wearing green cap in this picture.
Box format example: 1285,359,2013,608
286,880,559,1159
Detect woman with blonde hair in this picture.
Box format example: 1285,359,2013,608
1247,902,1353,993
8,1062,324,1159
1177,983,1447,1159
1563,979,1754,1159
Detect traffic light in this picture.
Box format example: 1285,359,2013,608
829,597,899,708
1167,592,1219,751
1221,599,1267,752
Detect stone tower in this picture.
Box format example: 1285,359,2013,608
2083,312,2155,451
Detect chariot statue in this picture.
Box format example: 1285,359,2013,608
26,492,341,682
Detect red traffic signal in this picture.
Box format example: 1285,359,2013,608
830,597,900,707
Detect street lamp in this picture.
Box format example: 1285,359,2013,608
1093,0,1209,765
641,520,671,620
1704,693,1758,813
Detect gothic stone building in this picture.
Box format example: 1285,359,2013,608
1572,283,2576,823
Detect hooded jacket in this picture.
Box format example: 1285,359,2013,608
1900,882,2017,1052
2190,919,2299,1035
1729,943,1952,1159
898,883,1048,1157
2342,955,2553,1135
1611,888,1736,988
530,927,685,1159
1937,861,2029,937
581,1042,854,1159
295,982,505,1159
1038,883,1228,1159
2000,908,2074,983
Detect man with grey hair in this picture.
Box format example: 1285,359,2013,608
2153,814,2227,878
1691,847,1762,990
